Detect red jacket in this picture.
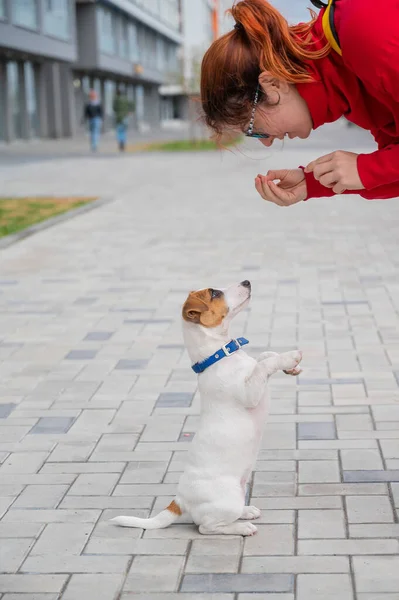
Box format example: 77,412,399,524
297,0,399,200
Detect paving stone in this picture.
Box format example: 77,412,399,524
156,392,194,408
180,574,294,593
121,592,234,600
84,332,114,341
357,596,399,600
12,484,68,508
298,538,399,555
68,473,120,496
340,449,384,471
0,403,17,418
29,417,75,434
124,556,184,592
242,555,349,573
237,596,293,600
0,538,36,573
298,509,346,538
349,524,399,537
253,496,342,509
60,574,124,600
336,414,374,430
297,574,353,600
298,461,340,483
344,470,399,482
21,555,130,574
85,537,188,555
2,509,100,523
65,350,98,360
0,523,43,538
48,442,96,462
297,422,336,440
353,556,399,592
244,525,294,556
0,452,48,474
2,595,58,600
0,575,68,593
299,483,387,496
30,523,94,556
114,358,149,372
345,495,394,523
185,554,240,574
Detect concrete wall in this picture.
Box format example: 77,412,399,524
0,0,77,62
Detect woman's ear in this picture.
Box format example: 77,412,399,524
259,71,290,96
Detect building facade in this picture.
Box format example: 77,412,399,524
0,0,182,142
159,0,216,123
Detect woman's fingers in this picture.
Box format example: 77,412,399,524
319,171,338,188
305,153,335,173
255,177,285,205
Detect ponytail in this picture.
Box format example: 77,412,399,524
201,0,329,135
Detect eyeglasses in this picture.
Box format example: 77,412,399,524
245,85,271,139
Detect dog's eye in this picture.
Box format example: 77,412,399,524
210,289,222,299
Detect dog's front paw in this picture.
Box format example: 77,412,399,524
239,522,258,536
281,350,302,375
241,506,261,520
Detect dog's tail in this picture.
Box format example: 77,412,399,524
110,500,182,529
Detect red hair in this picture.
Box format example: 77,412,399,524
201,0,329,135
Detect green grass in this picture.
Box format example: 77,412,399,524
136,136,242,153
0,197,97,238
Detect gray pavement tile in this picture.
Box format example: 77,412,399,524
29,417,75,434
298,422,337,440
0,404,17,418
115,359,149,370
84,332,114,341
65,350,98,360
180,574,294,593
156,392,194,407
344,470,399,482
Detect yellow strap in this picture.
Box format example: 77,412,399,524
322,0,342,56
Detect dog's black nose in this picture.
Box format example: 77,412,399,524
241,280,251,289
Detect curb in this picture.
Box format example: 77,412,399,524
0,196,113,250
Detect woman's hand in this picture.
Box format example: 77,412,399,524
305,151,364,194
255,168,307,206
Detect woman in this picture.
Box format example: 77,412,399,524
201,0,399,206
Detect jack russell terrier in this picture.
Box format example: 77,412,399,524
112,281,302,536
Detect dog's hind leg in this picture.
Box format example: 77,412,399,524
199,521,257,536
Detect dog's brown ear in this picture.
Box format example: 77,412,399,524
182,294,209,324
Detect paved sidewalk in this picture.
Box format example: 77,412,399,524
1,122,399,599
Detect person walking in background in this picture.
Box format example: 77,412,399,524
84,90,103,153
113,88,135,152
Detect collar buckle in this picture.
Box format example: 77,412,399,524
221,339,238,356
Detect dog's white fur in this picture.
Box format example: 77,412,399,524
111,282,302,536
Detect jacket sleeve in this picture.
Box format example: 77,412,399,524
303,170,399,201
337,0,399,192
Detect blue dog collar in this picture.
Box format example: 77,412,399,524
191,337,249,374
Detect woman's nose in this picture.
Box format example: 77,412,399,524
259,138,274,147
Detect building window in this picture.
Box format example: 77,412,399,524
128,22,139,62
24,62,39,137
12,0,38,30
7,62,22,138
43,0,69,40
156,37,164,72
0,0,6,20
120,19,129,59
98,6,116,55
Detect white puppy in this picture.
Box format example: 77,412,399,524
111,281,302,536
